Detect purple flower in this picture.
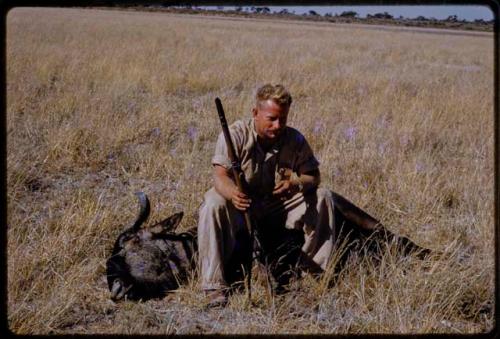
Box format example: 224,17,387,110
313,121,323,135
400,134,411,148
357,85,368,97
107,152,117,162
415,162,425,173
422,223,434,231
378,142,388,155
344,126,357,142
187,126,198,141
151,127,161,138
463,65,481,72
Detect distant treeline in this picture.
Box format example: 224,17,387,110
89,2,494,31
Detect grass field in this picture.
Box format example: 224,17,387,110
6,7,495,334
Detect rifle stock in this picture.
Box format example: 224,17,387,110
215,97,256,301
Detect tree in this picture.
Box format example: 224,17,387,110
309,10,318,16
340,11,357,18
252,7,268,13
372,12,393,19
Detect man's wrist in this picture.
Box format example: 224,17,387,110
291,178,304,193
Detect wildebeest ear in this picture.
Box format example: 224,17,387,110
152,211,184,233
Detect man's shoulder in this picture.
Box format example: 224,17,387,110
228,118,254,140
229,118,252,129
283,126,308,146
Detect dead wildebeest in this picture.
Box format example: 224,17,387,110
106,192,197,301
106,191,430,301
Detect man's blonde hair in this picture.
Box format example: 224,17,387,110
255,84,292,108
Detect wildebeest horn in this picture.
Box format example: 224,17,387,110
131,191,150,231
116,192,151,249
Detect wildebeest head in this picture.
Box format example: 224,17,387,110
106,192,197,301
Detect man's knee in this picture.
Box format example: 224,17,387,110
200,188,229,213
198,187,247,237
198,188,228,237
315,187,333,203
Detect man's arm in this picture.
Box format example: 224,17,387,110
273,169,321,197
296,168,321,192
213,164,251,211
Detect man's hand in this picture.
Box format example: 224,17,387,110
230,187,252,211
272,179,299,199
213,165,252,211
272,169,321,200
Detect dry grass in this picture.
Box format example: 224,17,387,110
6,7,495,334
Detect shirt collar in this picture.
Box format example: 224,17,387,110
251,117,286,156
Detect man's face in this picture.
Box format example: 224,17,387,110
252,99,289,141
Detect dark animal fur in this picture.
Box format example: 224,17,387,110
106,192,196,301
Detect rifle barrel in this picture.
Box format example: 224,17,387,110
215,97,255,302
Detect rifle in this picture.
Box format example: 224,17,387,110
215,97,257,302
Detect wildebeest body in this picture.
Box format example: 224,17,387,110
106,190,430,301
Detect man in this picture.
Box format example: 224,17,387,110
197,84,338,306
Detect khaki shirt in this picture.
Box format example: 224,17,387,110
212,118,319,198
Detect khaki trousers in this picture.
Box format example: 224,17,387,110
197,187,336,291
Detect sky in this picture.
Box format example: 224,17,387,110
198,5,494,21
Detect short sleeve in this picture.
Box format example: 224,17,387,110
212,132,232,169
294,137,320,174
